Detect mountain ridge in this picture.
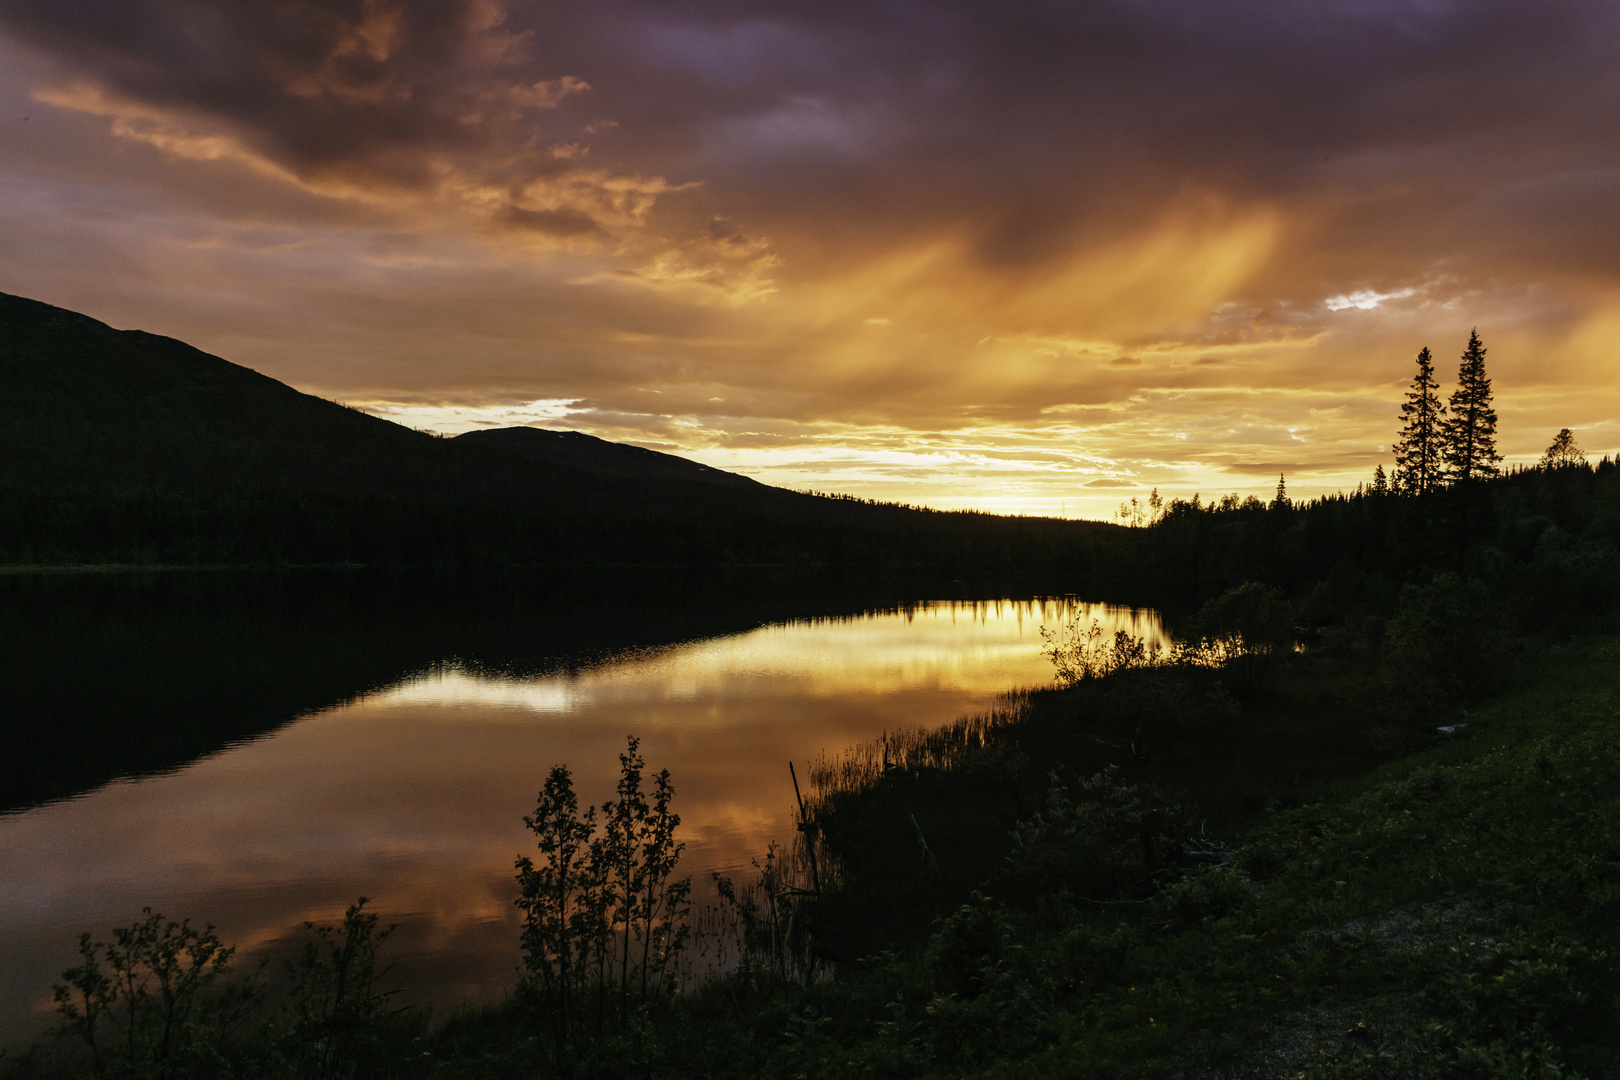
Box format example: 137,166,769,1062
0,290,1117,573
447,426,765,492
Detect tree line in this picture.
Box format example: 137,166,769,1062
1123,327,1590,525
1097,328,1617,627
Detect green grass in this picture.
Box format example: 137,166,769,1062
926,635,1620,1078
727,635,1620,1078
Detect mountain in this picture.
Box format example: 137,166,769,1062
448,427,762,491
0,290,1119,572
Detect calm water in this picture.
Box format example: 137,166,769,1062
0,597,1165,1041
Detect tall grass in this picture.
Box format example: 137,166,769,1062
805,691,1033,804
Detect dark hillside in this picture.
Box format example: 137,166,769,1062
0,293,438,487
448,426,763,492
0,291,1121,575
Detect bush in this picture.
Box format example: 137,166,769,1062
1181,582,1295,696
282,899,402,1080
514,737,692,1058
1379,573,1513,717
1002,767,1189,905
1151,866,1254,926
51,909,255,1080
1089,665,1240,729
1525,529,1620,632
1040,620,1162,686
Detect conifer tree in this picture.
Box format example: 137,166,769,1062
1440,329,1501,484
1372,463,1388,494
1541,428,1585,468
1271,473,1290,509
1394,346,1445,494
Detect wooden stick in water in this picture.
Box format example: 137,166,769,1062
789,760,822,898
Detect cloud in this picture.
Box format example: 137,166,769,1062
493,204,606,239
1325,288,1418,312
2,0,1618,515
31,82,303,185
6,0,682,243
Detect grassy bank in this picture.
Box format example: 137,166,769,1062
409,631,1620,1079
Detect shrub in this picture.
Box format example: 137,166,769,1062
1002,767,1188,905
514,736,692,1058
1040,620,1162,686
1379,572,1513,717
282,899,401,1080
51,909,256,1080
1179,582,1295,696
1151,865,1254,926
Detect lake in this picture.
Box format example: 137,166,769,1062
0,587,1166,1042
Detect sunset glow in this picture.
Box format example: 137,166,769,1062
3,1,1617,517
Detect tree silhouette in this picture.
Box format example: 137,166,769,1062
1271,473,1291,510
1372,463,1389,494
1394,346,1445,494
1541,428,1585,468
1441,330,1501,485
1185,582,1294,695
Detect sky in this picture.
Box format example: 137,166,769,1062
2,0,1618,519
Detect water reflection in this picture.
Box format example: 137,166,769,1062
0,598,1162,1043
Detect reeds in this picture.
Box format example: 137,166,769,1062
805,690,1034,805
701,843,825,987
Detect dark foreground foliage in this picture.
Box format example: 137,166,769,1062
5,901,414,1080
430,633,1620,1079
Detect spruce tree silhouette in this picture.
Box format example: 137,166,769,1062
1394,346,1445,495
1271,473,1290,509
1441,330,1501,485
1439,329,1501,569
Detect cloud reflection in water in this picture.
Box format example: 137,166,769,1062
0,599,1164,1036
